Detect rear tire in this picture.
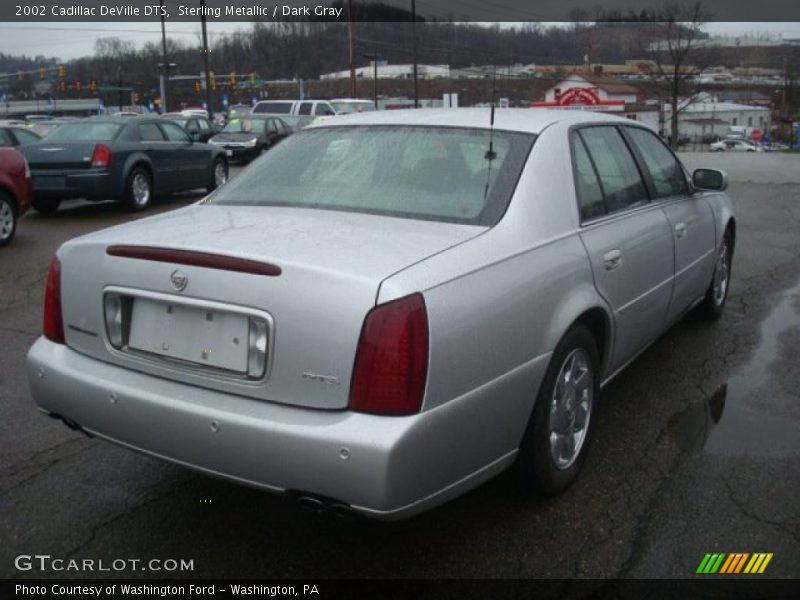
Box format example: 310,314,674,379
517,323,600,496
698,228,732,320
124,167,152,211
32,198,60,214
0,193,17,246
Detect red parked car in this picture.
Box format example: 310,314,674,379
0,147,33,246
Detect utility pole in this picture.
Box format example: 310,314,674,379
200,0,213,117
118,66,123,112
782,55,788,117
411,0,418,108
159,0,169,113
364,53,380,108
347,0,356,97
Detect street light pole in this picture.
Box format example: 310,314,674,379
200,0,213,116
159,0,169,113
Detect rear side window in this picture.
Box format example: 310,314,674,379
626,127,688,198
577,126,648,215
253,102,293,114
13,128,41,145
139,123,165,142
572,135,606,221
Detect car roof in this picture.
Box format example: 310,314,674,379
312,107,636,134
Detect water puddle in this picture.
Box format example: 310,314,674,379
667,280,800,457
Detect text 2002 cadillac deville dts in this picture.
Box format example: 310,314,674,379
27,109,735,519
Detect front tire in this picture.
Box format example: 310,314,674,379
517,323,600,496
124,167,152,211
206,158,228,193
698,229,732,320
0,193,17,246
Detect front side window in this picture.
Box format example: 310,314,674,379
210,125,535,225
297,103,313,115
161,122,191,142
577,126,648,215
0,129,13,146
626,127,688,199
314,103,335,116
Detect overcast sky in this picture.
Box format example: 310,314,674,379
0,21,798,62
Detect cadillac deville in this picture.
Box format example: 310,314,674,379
27,109,735,519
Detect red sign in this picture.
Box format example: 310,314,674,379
531,86,625,110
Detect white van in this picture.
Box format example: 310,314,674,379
252,99,337,117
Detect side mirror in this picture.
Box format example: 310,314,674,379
693,168,728,192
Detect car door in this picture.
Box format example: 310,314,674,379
137,121,178,191
573,125,675,374
624,126,717,323
158,120,207,189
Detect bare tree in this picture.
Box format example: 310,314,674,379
641,2,712,149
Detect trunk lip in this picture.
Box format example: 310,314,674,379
106,245,282,277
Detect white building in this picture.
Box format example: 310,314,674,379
320,63,450,80
665,100,772,140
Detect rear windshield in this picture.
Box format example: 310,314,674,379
210,125,535,225
222,118,267,134
252,102,293,114
332,101,376,114
44,123,122,141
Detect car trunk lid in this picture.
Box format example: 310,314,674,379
58,205,485,410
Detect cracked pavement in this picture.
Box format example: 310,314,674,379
1,156,799,579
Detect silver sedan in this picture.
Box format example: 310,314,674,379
27,108,735,519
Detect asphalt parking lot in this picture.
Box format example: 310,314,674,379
1,154,799,579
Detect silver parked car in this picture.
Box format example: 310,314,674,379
27,109,735,519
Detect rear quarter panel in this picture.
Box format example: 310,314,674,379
378,120,611,458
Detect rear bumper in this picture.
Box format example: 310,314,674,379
27,338,524,519
31,170,116,200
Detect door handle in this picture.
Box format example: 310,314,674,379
675,222,687,238
603,249,623,271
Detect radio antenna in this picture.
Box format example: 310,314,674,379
484,65,497,199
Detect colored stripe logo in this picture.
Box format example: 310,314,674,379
697,553,773,574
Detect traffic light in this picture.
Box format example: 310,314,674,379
39,67,46,80
230,71,236,87
194,81,201,93
17,70,24,81
210,72,216,90
249,72,256,85
57,65,65,78
90,79,98,92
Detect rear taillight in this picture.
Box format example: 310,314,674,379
90,143,112,169
43,256,65,344
349,293,428,416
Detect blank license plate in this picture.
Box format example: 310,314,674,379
225,149,233,156
35,176,66,189
128,298,249,373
